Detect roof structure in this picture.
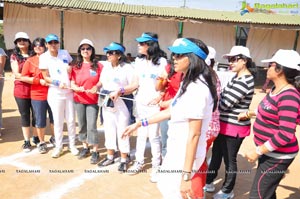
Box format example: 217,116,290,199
2,0,300,28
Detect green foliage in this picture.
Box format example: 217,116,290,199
0,22,5,49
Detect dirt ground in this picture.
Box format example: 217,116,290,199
0,72,299,199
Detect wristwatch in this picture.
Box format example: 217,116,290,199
182,171,191,181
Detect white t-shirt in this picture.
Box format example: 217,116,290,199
134,57,167,105
39,49,73,97
100,61,134,91
168,75,213,163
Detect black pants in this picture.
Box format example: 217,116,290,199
206,133,244,193
249,155,294,199
14,97,35,127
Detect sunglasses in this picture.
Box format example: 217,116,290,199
106,51,119,55
48,41,59,45
228,56,241,63
16,38,28,43
139,42,147,46
268,62,277,68
81,47,92,51
173,53,186,59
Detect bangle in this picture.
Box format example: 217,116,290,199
52,80,60,86
256,146,263,155
246,111,250,119
141,118,148,127
120,87,125,96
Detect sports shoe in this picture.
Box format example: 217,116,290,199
69,146,79,156
22,140,31,152
118,154,131,173
52,147,63,158
90,152,100,164
205,183,215,193
32,136,40,145
78,148,90,159
38,142,48,154
98,157,114,167
213,190,234,199
127,161,144,175
150,166,159,183
49,136,56,147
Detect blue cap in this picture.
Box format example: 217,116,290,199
168,38,207,60
45,34,59,43
135,33,158,43
103,42,125,53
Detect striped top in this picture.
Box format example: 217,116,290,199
253,88,300,159
219,74,254,126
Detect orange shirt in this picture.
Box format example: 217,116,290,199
22,55,49,100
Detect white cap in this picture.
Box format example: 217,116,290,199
79,39,94,47
261,49,300,71
14,32,29,42
205,46,216,66
223,46,251,59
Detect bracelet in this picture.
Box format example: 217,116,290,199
52,80,61,86
246,111,250,119
256,146,263,155
141,118,149,127
120,87,125,96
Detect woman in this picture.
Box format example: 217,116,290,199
155,62,182,159
240,49,300,199
71,39,102,164
10,32,38,152
123,38,218,199
97,42,138,172
40,34,78,158
21,37,54,152
0,48,7,137
127,32,167,182
205,46,255,199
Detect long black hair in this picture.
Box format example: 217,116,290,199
12,38,33,62
76,44,98,71
137,32,167,65
177,38,218,111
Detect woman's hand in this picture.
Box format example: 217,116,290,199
237,111,249,121
245,150,259,163
88,85,98,94
180,180,195,199
121,122,140,139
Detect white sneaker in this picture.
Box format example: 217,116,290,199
127,161,143,175
69,146,79,156
51,147,63,158
213,190,234,199
150,167,159,183
205,182,215,192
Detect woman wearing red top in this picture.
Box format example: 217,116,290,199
71,39,103,164
156,63,182,159
10,32,36,152
21,37,54,154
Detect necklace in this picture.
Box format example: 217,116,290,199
272,83,290,95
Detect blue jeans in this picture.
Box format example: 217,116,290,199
75,102,99,145
31,99,53,128
160,119,169,158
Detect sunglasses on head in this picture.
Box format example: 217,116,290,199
228,56,242,63
80,47,92,51
48,40,59,45
16,38,28,43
